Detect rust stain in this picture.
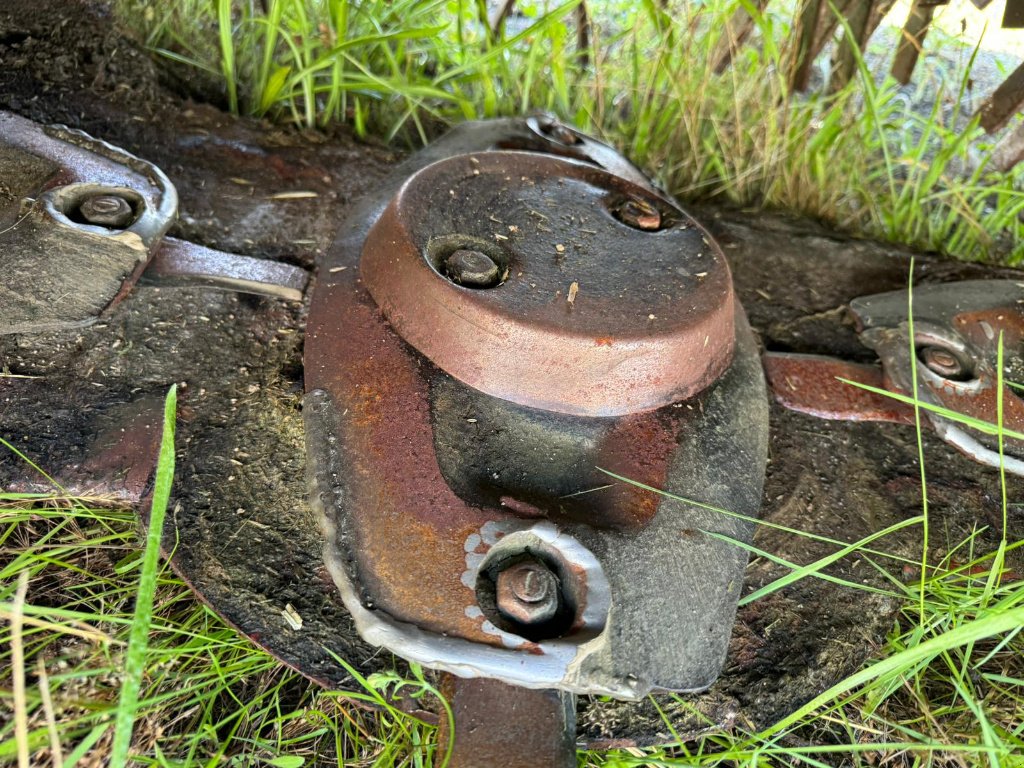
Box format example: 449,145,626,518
593,409,684,529
305,147,742,649
764,353,916,424
307,272,509,644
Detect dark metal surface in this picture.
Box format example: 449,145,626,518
436,675,577,768
20,8,1019,754
305,121,769,699
443,248,502,288
515,114,657,192
766,280,1024,475
0,111,309,336
77,192,137,228
4,396,165,502
4,93,1022,747
494,560,562,627
11,31,1020,752
852,280,1024,474
360,150,735,417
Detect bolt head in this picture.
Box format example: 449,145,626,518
919,345,967,380
78,194,135,228
495,562,559,625
444,249,501,288
615,196,662,231
538,117,581,146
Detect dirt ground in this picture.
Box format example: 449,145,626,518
1,0,1022,750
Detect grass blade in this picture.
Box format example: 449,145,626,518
762,603,1024,740
108,384,177,768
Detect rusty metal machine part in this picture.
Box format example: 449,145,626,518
0,111,308,337
514,114,659,192
360,150,734,416
765,280,1024,474
0,110,176,334
854,280,1024,473
0,110,765,764
304,117,769,712
437,676,577,768
12,94,1022,759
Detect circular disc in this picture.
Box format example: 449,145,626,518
360,151,735,417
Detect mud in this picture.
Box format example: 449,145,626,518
0,0,396,688
1,0,1022,751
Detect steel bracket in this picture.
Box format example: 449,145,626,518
0,111,309,337
304,117,770,719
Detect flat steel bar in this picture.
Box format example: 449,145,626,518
436,675,577,768
143,237,309,301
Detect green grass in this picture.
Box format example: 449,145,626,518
2,354,1024,765
3,460,1023,765
4,2,1024,765
115,0,1024,263
109,385,177,768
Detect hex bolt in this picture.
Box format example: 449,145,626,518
919,346,967,379
495,561,560,625
444,249,501,288
77,194,135,229
537,117,581,146
614,196,662,231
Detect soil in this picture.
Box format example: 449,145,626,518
0,0,398,695
1,0,1022,754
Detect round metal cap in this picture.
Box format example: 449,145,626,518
360,151,735,416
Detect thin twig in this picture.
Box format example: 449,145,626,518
12,571,30,768
0,607,114,645
37,657,65,768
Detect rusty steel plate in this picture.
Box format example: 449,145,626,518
765,280,1024,476
305,137,768,699
359,151,735,417
764,353,916,424
6,11,1021,753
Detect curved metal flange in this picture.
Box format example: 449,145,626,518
15,82,1012,752
0,110,176,334
0,111,309,337
307,302,766,697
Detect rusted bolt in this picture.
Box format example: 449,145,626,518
77,194,135,229
444,249,501,288
495,561,560,625
919,345,968,380
614,196,662,231
537,117,581,146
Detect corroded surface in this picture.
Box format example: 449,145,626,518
1,0,1022,748
305,130,766,699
